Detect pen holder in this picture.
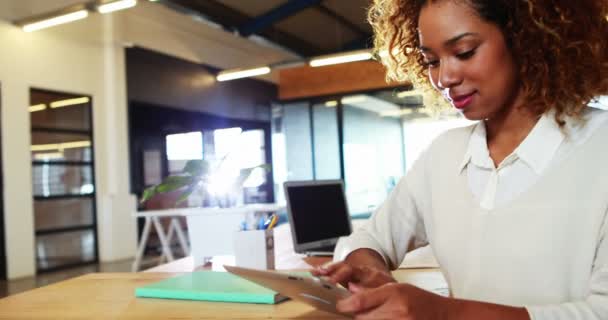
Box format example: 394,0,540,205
233,229,275,270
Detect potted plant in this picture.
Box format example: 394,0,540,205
139,159,272,266
141,159,270,208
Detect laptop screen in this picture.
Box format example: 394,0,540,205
284,181,352,245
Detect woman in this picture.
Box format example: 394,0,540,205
313,1,608,319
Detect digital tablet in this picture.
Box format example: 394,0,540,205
224,265,351,316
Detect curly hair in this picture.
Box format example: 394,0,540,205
369,0,608,125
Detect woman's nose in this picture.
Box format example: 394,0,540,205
437,60,462,89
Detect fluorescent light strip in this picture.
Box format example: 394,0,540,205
31,140,91,152
325,101,338,107
397,90,420,98
216,67,271,82
97,0,137,14
50,97,90,108
309,50,373,67
379,109,413,117
341,95,367,104
34,152,64,160
28,104,47,112
22,10,89,32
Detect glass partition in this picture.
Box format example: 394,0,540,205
29,88,97,272
273,88,473,217
341,94,404,215
271,102,314,204
312,102,341,180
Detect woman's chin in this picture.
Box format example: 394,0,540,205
458,107,486,121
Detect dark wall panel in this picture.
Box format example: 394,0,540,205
126,47,276,203
126,47,277,122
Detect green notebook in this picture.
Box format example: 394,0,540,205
135,271,288,304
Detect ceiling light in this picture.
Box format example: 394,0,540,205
379,109,413,117
217,67,271,81
28,104,47,112
31,140,91,152
397,90,420,98
50,97,90,108
97,0,137,14
325,101,338,107
341,95,367,104
21,10,89,32
309,50,373,67
60,141,92,149
34,152,64,160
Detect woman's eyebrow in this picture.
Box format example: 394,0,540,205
419,32,480,52
444,32,479,46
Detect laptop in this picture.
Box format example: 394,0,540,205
283,180,353,256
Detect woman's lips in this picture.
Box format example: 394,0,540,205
451,92,475,110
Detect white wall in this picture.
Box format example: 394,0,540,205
0,13,132,279
0,1,293,279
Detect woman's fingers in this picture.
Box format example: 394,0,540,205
357,266,396,288
328,265,357,286
348,282,365,293
336,283,407,319
336,284,397,314
311,261,344,276
312,262,358,286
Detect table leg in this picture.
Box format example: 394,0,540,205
171,218,190,255
152,216,175,262
132,217,152,272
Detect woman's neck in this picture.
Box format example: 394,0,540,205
484,102,540,168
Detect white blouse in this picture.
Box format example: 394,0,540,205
465,109,608,210
337,107,608,319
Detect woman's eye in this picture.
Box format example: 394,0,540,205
456,49,476,60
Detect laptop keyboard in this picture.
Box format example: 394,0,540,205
313,245,335,252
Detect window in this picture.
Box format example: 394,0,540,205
165,131,203,174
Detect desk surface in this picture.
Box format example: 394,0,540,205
0,215,445,318
0,269,446,319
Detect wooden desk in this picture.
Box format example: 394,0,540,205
0,269,446,319
0,217,446,318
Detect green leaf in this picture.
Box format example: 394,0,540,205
140,186,157,204
232,164,272,189
176,186,196,205
156,175,194,193
182,160,208,177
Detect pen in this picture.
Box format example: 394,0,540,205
264,214,278,230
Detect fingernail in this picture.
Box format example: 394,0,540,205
348,282,363,293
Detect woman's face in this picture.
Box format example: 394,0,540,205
418,1,521,120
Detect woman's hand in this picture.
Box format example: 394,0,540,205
336,282,448,320
311,261,396,288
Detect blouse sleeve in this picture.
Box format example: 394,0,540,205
526,211,608,319
334,150,430,270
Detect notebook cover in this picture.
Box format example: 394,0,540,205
135,271,287,304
